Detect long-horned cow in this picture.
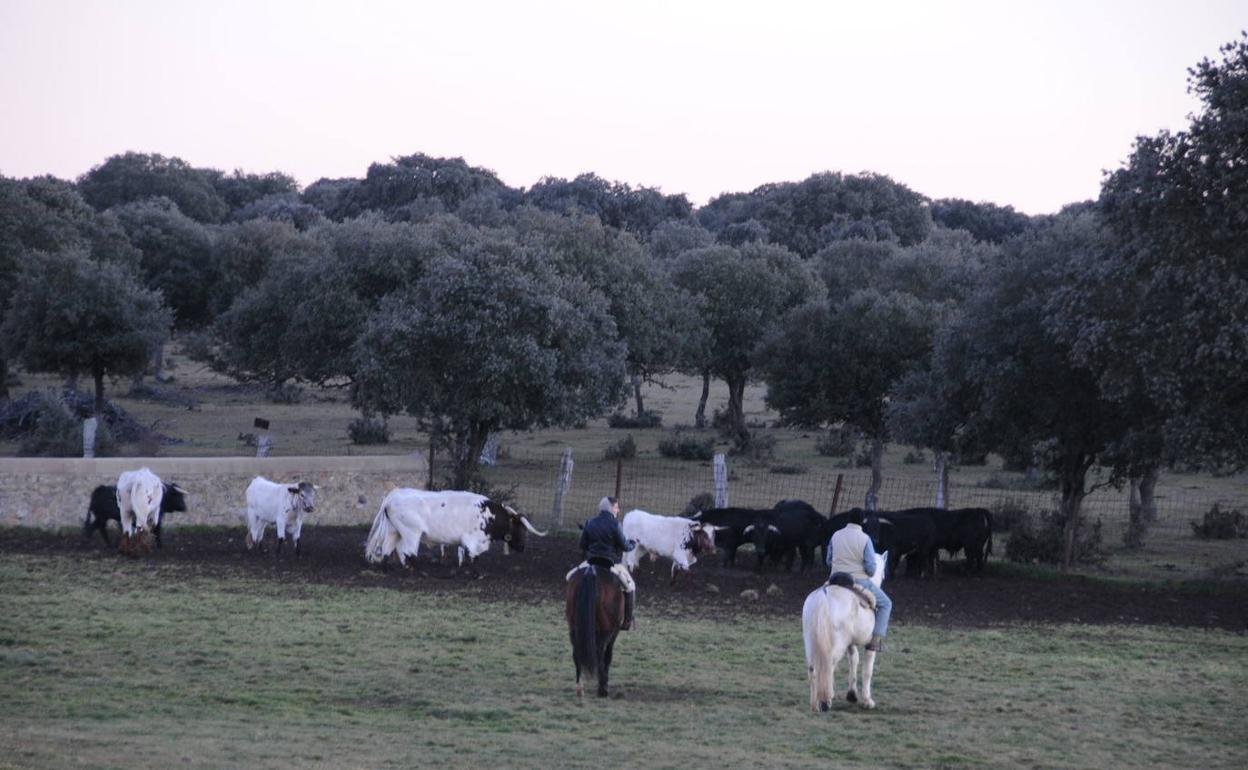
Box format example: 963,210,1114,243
621,509,717,584
365,489,546,567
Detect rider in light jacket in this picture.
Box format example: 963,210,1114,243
827,509,892,651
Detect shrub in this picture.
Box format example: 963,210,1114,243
990,497,1031,533
815,427,857,457
607,411,662,429
348,416,390,445
729,432,776,463
956,449,989,466
1005,509,1104,565
976,471,1057,491
658,432,716,461
903,448,927,465
683,492,717,516
15,391,117,457
1190,504,1248,540
603,434,637,461
769,463,806,475
268,383,304,404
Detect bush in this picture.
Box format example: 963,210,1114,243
607,411,662,429
730,432,776,463
683,492,717,516
976,471,1057,491
956,449,989,466
1190,504,1248,540
990,497,1031,533
268,383,304,404
903,448,927,465
603,434,637,461
658,432,716,461
1004,509,1104,565
769,463,806,475
348,416,390,445
815,427,857,457
13,391,117,457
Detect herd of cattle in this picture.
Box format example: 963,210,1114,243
85,467,994,580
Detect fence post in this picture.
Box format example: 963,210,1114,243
553,448,574,529
934,451,948,509
82,418,97,459
713,453,728,508
829,473,843,516
614,457,623,502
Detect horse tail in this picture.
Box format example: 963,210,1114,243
802,589,835,711
364,500,392,564
572,567,600,679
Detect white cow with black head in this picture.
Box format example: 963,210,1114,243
244,476,317,555
621,509,718,584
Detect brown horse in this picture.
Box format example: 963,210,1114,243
565,564,626,697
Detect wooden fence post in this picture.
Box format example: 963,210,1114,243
614,457,623,502
82,418,97,459
553,448,574,529
713,453,728,508
829,473,843,516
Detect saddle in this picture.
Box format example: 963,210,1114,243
825,572,877,611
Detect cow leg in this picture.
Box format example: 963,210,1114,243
291,517,304,556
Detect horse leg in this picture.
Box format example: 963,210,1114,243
861,649,878,709
599,635,616,698
846,645,860,703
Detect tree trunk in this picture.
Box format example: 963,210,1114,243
726,375,748,443
632,373,644,418
864,437,885,510
0,356,9,401
1125,466,1160,548
92,367,106,416
1058,461,1091,568
934,450,949,509
695,369,710,428
451,423,492,490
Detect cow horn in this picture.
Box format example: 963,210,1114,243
518,515,547,537
743,525,755,534
768,524,781,533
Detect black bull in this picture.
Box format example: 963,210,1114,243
842,507,993,577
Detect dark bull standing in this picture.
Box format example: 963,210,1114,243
84,483,188,549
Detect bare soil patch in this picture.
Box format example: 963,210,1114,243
4,525,1245,632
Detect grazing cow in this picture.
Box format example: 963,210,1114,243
802,550,889,711
621,509,717,584
244,476,317,555
753,499,827,572
116,468,165,553
84,482,187,548
364,488,546,567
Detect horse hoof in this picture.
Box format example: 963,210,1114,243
597,689,608,698
846,690,858,703
819,701,829,713
862,699,876,710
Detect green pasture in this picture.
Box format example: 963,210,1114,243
1,553,1245,769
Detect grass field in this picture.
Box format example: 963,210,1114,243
1,548,1246,770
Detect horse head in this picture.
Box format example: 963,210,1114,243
870,550,888,588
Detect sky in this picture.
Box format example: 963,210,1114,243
1,1,1244,214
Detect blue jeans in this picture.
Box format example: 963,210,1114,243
854,578,892,638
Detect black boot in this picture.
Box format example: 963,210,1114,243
865,634,884,652
622,591,635,630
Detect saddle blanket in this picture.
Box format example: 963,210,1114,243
824,572,877,611
566,561,636,593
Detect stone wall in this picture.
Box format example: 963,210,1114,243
0,454,426,530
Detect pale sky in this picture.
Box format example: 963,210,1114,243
1,0,1243,214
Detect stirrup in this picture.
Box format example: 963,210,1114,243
865,635,884,652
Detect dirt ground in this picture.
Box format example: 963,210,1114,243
4,525,1246,632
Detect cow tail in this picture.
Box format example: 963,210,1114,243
573,568,599,679
364,501,392,564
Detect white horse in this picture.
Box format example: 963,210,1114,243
801,550,888,712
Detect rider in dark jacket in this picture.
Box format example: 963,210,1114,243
578,496,637,629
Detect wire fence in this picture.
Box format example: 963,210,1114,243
466,449,1248,547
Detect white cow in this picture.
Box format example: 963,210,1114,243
621,509,718,583
364,488,545,567
244,476,317,555
116,467,164,550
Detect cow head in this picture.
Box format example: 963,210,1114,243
287,482,316,514
480,499,546,552
162,483,188,513
683,522,716,555
742,517,781,552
